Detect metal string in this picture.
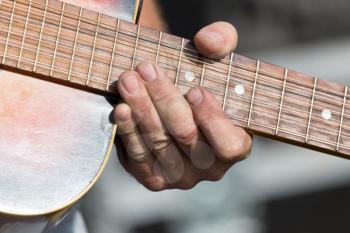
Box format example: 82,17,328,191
2,1,350,149
0,20,349,128
0,13,346,114
1,28,349,129
1,0,349,100
2,46,350,145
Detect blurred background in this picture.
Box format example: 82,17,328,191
81,0,350,233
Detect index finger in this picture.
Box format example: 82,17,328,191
136,61,199,147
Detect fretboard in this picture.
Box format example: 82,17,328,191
1,0,350,158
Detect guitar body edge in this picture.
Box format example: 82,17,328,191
0,70,117,217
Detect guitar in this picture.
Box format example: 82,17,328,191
1,0,350,232
0,0,141,232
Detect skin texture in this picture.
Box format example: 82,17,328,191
114,4,252,191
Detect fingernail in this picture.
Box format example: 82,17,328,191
187,88,203,106
121,75,140,95
138,62,157,82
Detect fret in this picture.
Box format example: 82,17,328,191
131,25,141,70
50,2,65,77
17,0,32,68
336,86,348,151
175,38,185,87
223,53,234,110
86,13,101,86
2,0,16,64
247,60,260,128
305,77,318,142
33,0,49,72
155,31,162,63
106,19,120,91
275,68,288,135
68,7,83,81
200,63,206,86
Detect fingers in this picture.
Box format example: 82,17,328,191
136,62,199,148
194,21,238,59
117,70,192,185
187,88,252,162
114,104,167,191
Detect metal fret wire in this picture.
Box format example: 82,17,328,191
0,24,348,128
223,53,233,110
17,0,31,68
33,0,48,72
305,78,317,142
86,13,100,85
1,0,346,100
106,19,120,91
275,69,288,135
0,26,350,133
337,87,348,150
1,0,348,106
175,38,185,87
131,24,140,70
1,0,16,64
155,31,162,62
200,63,205,87
67,7,82,81
247,60,260,128
0,15,344,123
4,34,348,142
50,1,65,77
0,1,350,149
2,48,350,148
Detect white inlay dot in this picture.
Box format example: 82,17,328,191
185,71,195,82
235,84,245,96
322,109,332,120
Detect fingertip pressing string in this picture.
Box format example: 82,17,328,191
1,0,350,151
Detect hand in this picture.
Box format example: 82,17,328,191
114,22,252,191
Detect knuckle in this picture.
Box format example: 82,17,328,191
219,134,251,161
172,125,198,146
150,133,173,154
126,143,149,163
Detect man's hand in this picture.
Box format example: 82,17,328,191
114,22,252,191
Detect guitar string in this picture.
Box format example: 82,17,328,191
1,27,350,129
1,0,349,100
2,49,350,152
0,5,350,133
2,2,350,153
3,47,350,145
1,21,348,128
0,14,346,114
1,5,347,111
1,2,348,107
7,0,348,99
1,28,349,130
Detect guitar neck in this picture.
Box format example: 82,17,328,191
1,0,350,158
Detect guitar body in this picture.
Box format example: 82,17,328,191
0,0,141,232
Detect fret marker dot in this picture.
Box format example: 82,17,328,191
185,71,195,82
322,109,332,120
235,84,245,96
